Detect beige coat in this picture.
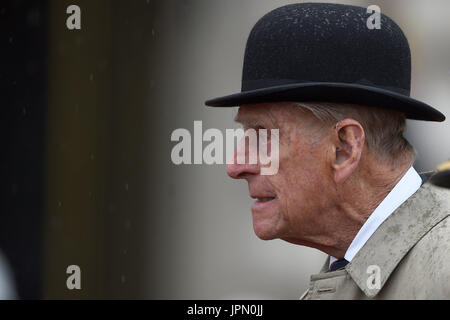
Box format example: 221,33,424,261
301,181,450,299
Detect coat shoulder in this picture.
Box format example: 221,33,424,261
380,185,450,299
396,197,450,298
398,183,450,266
411,184,450,266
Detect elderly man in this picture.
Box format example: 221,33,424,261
205,3,449,299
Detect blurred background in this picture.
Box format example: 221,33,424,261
1,0,450,299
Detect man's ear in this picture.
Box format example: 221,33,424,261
331,119,365,184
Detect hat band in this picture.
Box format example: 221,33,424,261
242,78,410,97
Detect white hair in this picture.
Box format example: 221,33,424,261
290,101,416,165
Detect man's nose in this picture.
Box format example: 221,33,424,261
226,149,260,179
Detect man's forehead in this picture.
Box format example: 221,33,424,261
234,103,280,126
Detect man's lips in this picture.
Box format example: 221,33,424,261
250,194,277,210
255,197,275,202
250,194,276,201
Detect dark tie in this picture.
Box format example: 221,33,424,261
328,259,349,272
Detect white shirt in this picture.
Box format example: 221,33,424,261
329,166,422,268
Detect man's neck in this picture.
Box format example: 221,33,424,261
315,160,413,259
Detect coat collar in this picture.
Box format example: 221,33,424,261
345,181,450,298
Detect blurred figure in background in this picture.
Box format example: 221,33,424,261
430,160,450,189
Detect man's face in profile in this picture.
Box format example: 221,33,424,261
227,102,334,244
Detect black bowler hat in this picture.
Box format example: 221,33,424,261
205,3,445,122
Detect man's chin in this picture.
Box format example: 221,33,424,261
252,222,279,240
251,209,282,240
254,232,276,241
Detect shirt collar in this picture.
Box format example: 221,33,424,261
345,166,422,262
329,166,422,268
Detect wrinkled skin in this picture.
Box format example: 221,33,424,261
227,102,411,258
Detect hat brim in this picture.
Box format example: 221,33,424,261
205,82,445,122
